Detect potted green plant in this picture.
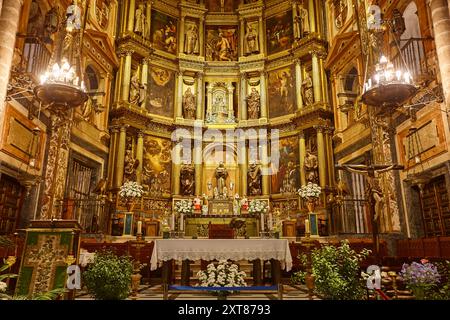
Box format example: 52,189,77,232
83,250,133,300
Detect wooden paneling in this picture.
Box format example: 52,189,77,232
0,175,24,234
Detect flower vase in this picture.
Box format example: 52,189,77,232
126,199,136,212
217,291,228,300
306,199,316,213
412,287,426,300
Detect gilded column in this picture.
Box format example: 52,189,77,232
121,0,129,34
141,57,149,88
196,72,204,120
429,0,450,107
308,0,316,33
107,127,119,189
199,16,205,56
240,140,248,196
121,50,134,102
227,83,234,119
295,59,304,110
114,125,128,189
127,0,136,33
240,73,248,120
176,71,184,118
240,18,245,57
194,138,203,196
172,143,182,195
206,83,213,117
136,131,144,184
311,51,322,103
179,15,185,54
314,0,323,36
146,2,152,37
258,17,265,54
0,0,24,126
292,1,299,39
325,127,335,186
315,125,327,188
299,131,306,186
319,56,329,103
261,141,270,195
114,52,125,103
260,71,268,118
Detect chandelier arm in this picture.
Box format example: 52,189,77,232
386,21,413,77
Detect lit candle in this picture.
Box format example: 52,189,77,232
137,221,142,234
171,212,175,231
305,219,310,234
180,213,184,232
261,213,265,231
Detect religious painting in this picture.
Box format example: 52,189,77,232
150,10,178,54
142,136,172,194
146,66,175,118
205,25,238,61
266,10,294,55
206,0,235,12
271,136,299,194
268,65,296,118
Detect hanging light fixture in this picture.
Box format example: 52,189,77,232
362,55,417,107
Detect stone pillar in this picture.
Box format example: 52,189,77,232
240,18,245,57
311,51,322,103
260,71,268,118
295,59,304,110
196,72,204,120
194,138,202,196
325,127,335,186
299,131,306,186
121,50,134,102
121,0,129,34
308,0,316,33
199,17,205,56
136,131,144,184
115,52,125,102
114,125,128,189
179,15,185,55
261,141,270,195
314,0,323,36
240,73,248,120
141,57,149,88
227,83,234,119
429,0,450,108
315,126,327,188
176,71,184,118
0,0,23,128
107,127,119,189
258,17,265,54
127,0,136,33
206,83,213,117
240,140,248,196
172,143,182,195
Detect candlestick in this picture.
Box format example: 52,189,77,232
171,213,175,231
305,218,310,234
261,213,265,231
137,221,142,234
180,213,184,231
268,212,273,230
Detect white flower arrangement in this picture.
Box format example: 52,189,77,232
0,281,7,293
197,260,247,289
298,182,322,199
248,199,268,214
175,200,194,214
119,181,144,199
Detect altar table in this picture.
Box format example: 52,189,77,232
150,239,293,285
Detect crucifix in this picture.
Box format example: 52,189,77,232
336,156,404,265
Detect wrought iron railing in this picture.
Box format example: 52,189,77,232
16,35,52,81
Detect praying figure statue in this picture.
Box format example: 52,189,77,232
184,24,199,55
215,162,228,199
134,3,146,38
297,4,310,38
248,162,262,195
246,88,260,119
182,87,196,119
129,70,145,107
302,72,314,106
304,151,318,183
244,24,259,55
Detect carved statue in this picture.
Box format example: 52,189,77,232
280,161,297,193
244,23,259,55
248,162,262,195
129,70,145,107
124,149,139,180
180,163,195,196
302,72,314,106
184,24,199,55
214,162,228,198
246,88,260,119
296,4,310,38
134,3,147,37
304,151,318,183
182,87,196,119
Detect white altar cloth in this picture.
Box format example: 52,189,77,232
150,239,292,271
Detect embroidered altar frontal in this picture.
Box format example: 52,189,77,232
15,221,81,296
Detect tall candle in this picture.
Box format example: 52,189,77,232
180,213,184,231
137,221,142,234
261,213,265,231
268,212,273,230
171,213,175,231
305,219,310,234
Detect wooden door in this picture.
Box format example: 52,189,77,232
0,174,25,234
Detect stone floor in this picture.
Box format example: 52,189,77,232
75,284,318,300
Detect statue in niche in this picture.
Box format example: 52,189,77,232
124,149,139,181
180,162,195,196
280,161,297,193
184,24,199,55
304,151,318,183
248,162,262,196
298,3,310,38
215,162,228,199
182,87,196,119
302,72,314,106
134,3,147,38
244,23,259,55
130,70,146,107
247,88,260,119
